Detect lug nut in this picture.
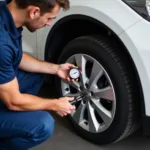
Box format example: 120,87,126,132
85,83,88,88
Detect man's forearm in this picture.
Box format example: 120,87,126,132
19,52,59,74
9,93,58,111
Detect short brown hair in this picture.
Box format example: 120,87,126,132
14,0,70,13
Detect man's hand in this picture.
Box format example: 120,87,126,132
53,97,76,117
56,63,77,82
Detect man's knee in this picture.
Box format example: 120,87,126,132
41,111,55,140
31,111,55,143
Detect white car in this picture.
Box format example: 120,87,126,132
23,0,150,145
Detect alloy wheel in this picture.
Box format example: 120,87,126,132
61,54,116,133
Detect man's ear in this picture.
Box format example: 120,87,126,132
28,6,41,19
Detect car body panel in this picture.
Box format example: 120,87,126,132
119,19,150,116
35,0,141,60
22,28,38,58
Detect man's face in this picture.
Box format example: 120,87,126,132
25,4,60,32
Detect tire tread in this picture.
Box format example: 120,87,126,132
77,36,139,143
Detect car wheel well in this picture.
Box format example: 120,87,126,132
45,15,144,116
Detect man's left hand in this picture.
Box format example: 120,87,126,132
56,63,77,82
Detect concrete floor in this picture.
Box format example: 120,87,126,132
31,83,150,150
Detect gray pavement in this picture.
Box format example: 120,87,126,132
31,83,150,150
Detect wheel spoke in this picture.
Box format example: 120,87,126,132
64,92,81,97
87,101,99,132
75,54,87,89
73,102,86,124
88,61,104,91
64,81,81,91
91,98,112,125
93,86,114,101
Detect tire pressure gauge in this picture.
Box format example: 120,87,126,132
69,68,80,79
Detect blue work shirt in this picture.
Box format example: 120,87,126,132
0,1,23,84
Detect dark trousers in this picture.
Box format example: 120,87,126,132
0,69,55,150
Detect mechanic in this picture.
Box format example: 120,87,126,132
0,0,76,149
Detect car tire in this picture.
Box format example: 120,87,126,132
56,36,140,145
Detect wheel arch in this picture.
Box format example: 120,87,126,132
44,14,145,117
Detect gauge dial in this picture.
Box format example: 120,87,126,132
69,68,80,79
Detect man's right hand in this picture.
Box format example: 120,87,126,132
53,97,76,117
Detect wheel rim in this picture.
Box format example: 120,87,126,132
61,54,116,133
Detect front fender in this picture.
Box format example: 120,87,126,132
37,0,141,60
